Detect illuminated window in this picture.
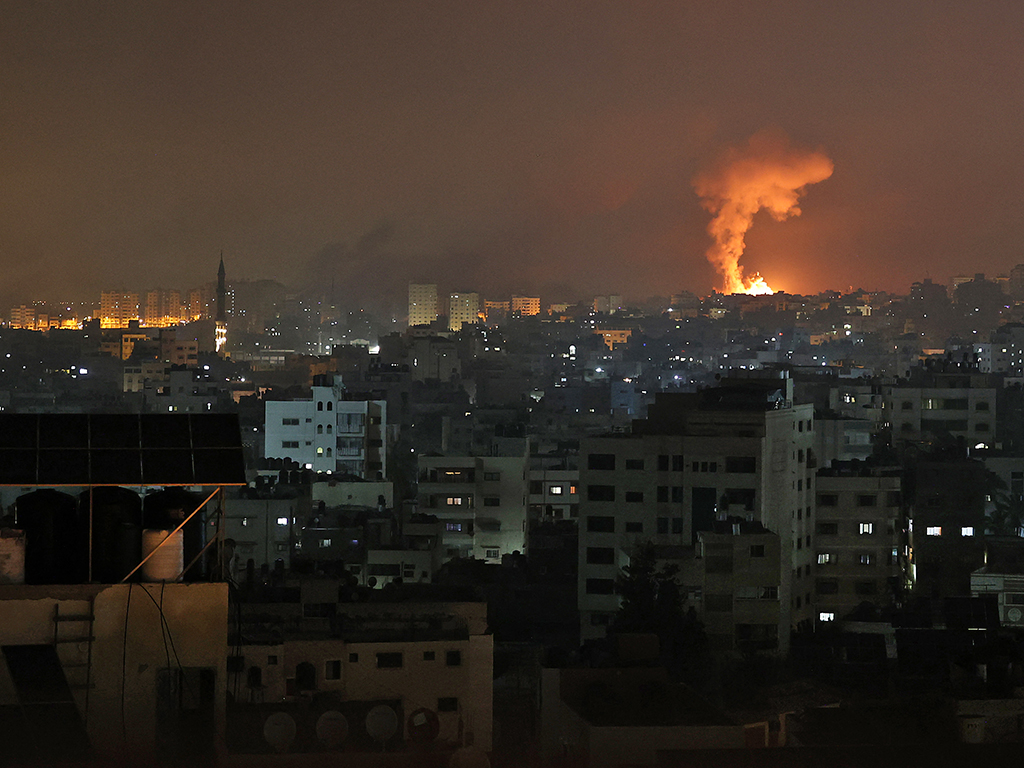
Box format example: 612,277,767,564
817,553,833,565
276,517,288,525
961,527,974,537
446,497,463,506
858,522,874,535
446,522,462,532
819,612,835,622
549,485,563,495
926,526,942,536
320,538,332,547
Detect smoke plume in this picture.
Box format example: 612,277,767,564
693,130,833,294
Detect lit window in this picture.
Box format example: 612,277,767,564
320,538,332,547
446,496,463,506
276,517,288,525
569,484,578,495
241,517,248,527
446,522,463,532
819,612,835,622
858,522,873,535
926,526,942,536
817,553,832,565
549,485,563,495
961,527,974,537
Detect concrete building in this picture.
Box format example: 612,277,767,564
408,335,460,382
540,666,770,767
971,539,1024,629
813,467,905,624
417,451,529,562
510,295,540,316
221,496,303,575
448,292,480,332
699,520,783,653
408,283,438,328
99,290,140,328
577,373,816,649
231,593,492,751
264,381,388,479
528,467,579,520
910,460,988,598
886,367,998,449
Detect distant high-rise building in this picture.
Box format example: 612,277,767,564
448,291,480,331
100,290,140,329
408,283,439,327
511,295,540,317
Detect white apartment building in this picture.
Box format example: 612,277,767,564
265,383,387,478
418,453,528,562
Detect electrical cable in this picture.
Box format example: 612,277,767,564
121,582,132,744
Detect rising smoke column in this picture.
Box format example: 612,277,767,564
693,130,834,294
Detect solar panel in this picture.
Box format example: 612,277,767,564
0,413,247,486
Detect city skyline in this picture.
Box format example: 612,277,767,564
3,2,1024,308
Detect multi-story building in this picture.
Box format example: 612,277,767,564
577,373,815,651
99,290,140,328
408,283,439,328
417,451,528,562
971,539,1024,629
813,467,904,624
448,292,479,332
909,459,988,598
264,381,388,479
232,594,492,751
699,519,783,653
528,467,579,521
886,367,998,449
511,295,540,316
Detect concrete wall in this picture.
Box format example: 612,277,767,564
0,582,228,764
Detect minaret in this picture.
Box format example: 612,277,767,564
215,253,227,354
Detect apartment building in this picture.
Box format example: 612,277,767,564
577,373,816,651
813,467,904,624
417,451,528,562
264,381,388,479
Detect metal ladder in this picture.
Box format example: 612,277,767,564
53,599,96,722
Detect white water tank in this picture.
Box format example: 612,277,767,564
141,529,184,582
0,529,26,585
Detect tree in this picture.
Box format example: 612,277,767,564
989,489,1024,537
612,540,683,634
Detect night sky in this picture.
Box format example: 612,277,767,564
3,1,1023,309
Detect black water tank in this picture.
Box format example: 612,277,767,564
79,487,141,583
17,489,83,584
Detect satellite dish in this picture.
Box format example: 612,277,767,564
1008,607,1022,623
263,711,297,753
316,710,349,748
407,707,440,743
448,745,491,768
365,704,398,744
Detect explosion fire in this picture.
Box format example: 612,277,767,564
693,129,833,295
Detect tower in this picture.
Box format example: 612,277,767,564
215,254,228,354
